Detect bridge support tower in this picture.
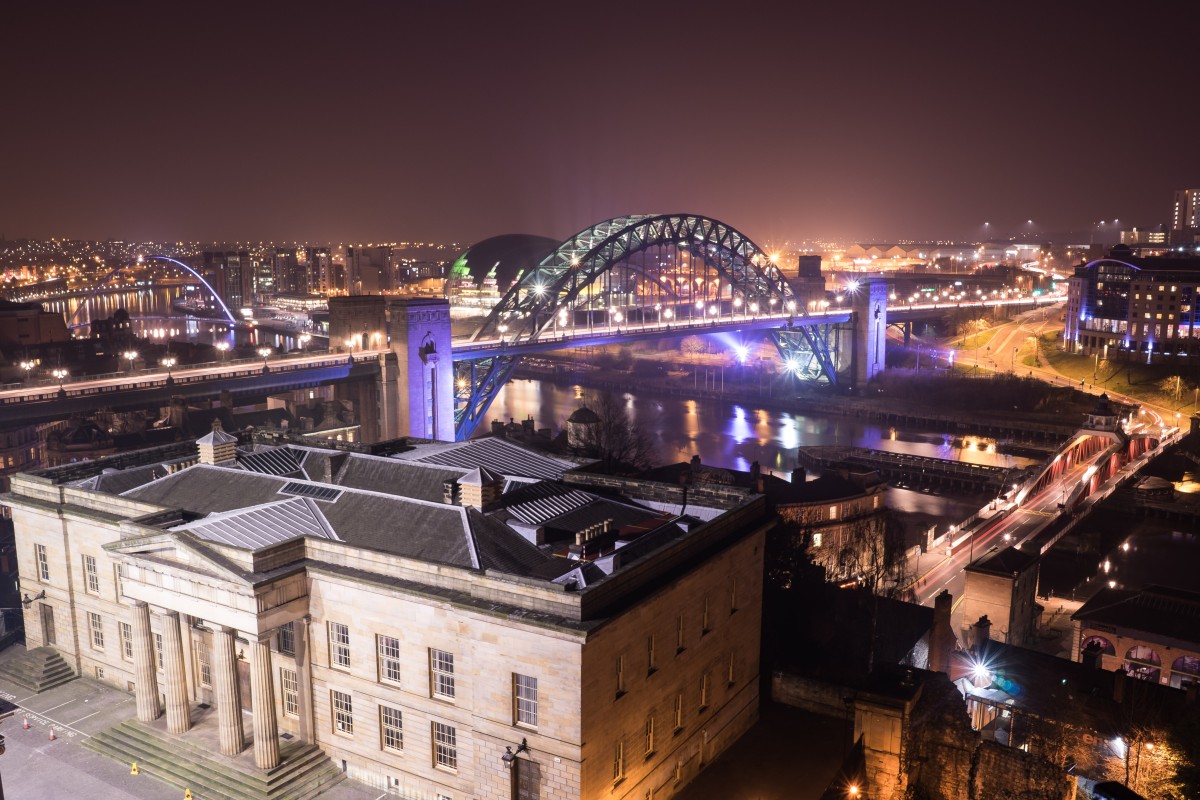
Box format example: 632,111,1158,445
390,298,455,441
853,280,888,386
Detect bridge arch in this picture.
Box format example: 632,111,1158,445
469,214,794,343
455,214,796,439
66,255,238,328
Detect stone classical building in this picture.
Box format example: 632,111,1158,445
7,432,767,799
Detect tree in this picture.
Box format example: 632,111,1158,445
577,392,657,473
1159,375,1188,409
680,335,706,358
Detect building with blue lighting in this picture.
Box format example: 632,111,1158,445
1064,248,1200,358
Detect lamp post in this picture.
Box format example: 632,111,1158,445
160,357,176,383
52,368,69,391
215,341,230,362
257,347,272,373
498,323,509,344
297,334,311,352
123,350,138,372
19,360,36,383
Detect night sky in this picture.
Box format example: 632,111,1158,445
3,2,1197,245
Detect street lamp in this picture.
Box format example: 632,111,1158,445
298,334,311,351
20,360,36,382
123,350,138,372
160,357,176,382
215,341,230,362
52,368,69,389
500,737,530,768
258,347,272,372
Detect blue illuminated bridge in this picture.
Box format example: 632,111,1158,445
2,213,1062,440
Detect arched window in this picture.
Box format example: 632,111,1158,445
1170,655,1200,689
1124,645,1161,683
1081,635,1115,656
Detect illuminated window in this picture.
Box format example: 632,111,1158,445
829,504,839,520
813,532,823,548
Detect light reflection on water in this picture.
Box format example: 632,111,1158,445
487,379,1032,517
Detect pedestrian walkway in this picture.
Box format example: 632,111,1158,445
0,644,379,800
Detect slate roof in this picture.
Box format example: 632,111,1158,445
328,453,465,503
172,497,340,549
72,461,193,495
121,465,481,569
398,437,578,481
197,427,237,446
237,447,306,478
1072,585,1200,645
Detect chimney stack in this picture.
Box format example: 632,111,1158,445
1112,666,1127,703
972,615,992,647
929,590,955,674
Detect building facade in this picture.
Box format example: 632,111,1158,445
1063,251,1200,357
7,436,767,799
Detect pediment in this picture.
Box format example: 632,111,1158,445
104,531,249,584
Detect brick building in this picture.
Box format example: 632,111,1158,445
6,434,768,799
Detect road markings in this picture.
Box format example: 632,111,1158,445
28,699,76,715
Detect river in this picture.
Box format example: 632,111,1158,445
486,377,1039,524
39,286,312,351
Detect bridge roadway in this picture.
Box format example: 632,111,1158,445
451,293,1062,359
0,351,389,426
908,420,1181,611
0,292,1061,425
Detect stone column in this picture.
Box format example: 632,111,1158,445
131,601,160,722
158,609,191,734
213,626,245,756
250,633,280,769
296,616,315,744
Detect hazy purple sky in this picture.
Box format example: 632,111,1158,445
3,2,1197,245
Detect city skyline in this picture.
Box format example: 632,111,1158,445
3,2,1197,245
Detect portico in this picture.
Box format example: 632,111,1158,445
105,530,313,770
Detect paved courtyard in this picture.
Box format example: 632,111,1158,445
0,651,380,800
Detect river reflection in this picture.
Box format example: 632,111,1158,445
42,287,311,351
487,378,1032,519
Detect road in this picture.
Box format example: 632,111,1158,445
909,442,1112,608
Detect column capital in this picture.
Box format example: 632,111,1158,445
152,606,180,620
131,599,149,610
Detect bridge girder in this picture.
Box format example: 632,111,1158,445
455,214,797,439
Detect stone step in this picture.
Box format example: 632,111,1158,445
0,646,76,693
84,720,344,800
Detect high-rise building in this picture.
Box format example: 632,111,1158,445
201,251,255,311
346,245,393,295
1171,189,1200,246
308,246,331,294
1172,188,1199,231
271,247,308,295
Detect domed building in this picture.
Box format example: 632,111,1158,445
445,234,558,310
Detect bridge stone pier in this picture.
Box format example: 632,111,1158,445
390,298,454,442
853,280,888,386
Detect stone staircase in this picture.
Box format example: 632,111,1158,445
84,719,345,800
0,646,76,693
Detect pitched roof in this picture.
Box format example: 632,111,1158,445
172,497,340,549
1073,585,1200,644
196,427,237,446
397,436,578,480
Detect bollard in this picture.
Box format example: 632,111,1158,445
131,762,140,775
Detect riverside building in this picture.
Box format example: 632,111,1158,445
6,429,767,800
